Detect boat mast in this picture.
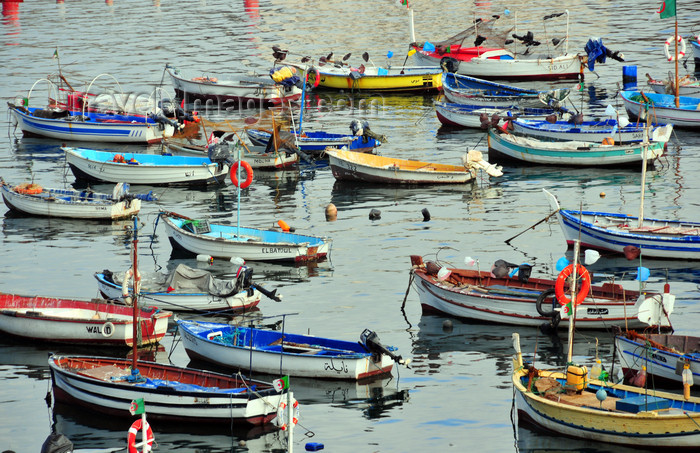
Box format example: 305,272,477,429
131,215,139,370
674,12,679,108
638,117,650,228
566,240,580,363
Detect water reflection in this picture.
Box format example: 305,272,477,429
514,424,656,453
1,212,133,243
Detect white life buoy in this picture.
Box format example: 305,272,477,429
275,399,299,431
122,268,142,305
101,321,115,338
664,35,686,62
127,418,154,453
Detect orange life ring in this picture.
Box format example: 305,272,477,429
230,160,254,188
13,183,43,195
306,67,320,89
554,264,591,308
127,418,154,453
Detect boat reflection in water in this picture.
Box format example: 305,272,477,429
51,403,285,453
514,424,651,453
411,315,615,378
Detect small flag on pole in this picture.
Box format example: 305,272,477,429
129,398,145,415
52,48,59,60
273,376,289,392
658,0,676,19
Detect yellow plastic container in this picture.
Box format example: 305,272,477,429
566,365,588,391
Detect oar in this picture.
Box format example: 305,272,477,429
504,210,558,244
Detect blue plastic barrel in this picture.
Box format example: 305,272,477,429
622,65,637,90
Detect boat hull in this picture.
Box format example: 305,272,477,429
164,141,299,170
513,368,700,447
621,90,700,128
313,66,442,93
410,266,654,329
615,334,700,386
64,147,229,186
0,183,140,219
161,213,331,263
49,355,289,425
9,105,173,144
178,321,394,380
326,148,475,184
0,293,170,346
511,119,672,143
245,129,379,154
487,128,664,166
94,272,261,313
435,102,553,128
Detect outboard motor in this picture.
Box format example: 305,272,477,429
492,259,532,282
149,112,179,130
207,138,234,171
360,329,409,367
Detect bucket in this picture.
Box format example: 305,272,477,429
622,65,637,90
566,365,588,392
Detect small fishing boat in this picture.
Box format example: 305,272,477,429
408,10,584,80
620,90,700,128
63,147,230,186
512,241,700,449
48,354,292,424
304,63,442,93
94,263,268,313
325,148,502,184
615,329,700,387
408,255,671,330
442,72,570,107
435,101,560,129
646,73,700,98
159,211,331,263
178,320,408,380
0,179,146,220
166,64,302,106
487,127,667,166
163,134,299,170
511,118,673,143
544,189,700,260
8,102,178,144
0,292,171,346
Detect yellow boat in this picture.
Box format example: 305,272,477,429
307,65,443,93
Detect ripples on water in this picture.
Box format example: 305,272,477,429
2,1,700,452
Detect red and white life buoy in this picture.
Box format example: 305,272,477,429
122,267,142,305
127,418,154,453
230,160,254,188
664,35,686,62
275,399,299,431
554,264,591,308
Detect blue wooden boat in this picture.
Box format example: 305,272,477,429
178,320,407,380
8,102,178,144
442,72,570,108
511,118,673,143
245,128,381,156
435,101,560,129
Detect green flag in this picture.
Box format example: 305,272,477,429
129,398,145,415
52,48,59,60
273,376,289,392
658,0,676,19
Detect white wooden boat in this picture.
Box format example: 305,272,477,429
326,148,502,184
178,320,406,380
0,292,171,346
647,74,700,98
435,101,557,129
544,189,700,260
408,255,669,330
487,127,667,166
8,103,176,144
49,354,292,424
63,147,230,186
408,10,583,80
620,90,700,128
160,211,331,263
615,330,700,387
0,179,142,219
512,243,700,449
166,65,301,106
511,118,673,143
94,264,265,313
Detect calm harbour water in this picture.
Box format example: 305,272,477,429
2,1,700,452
